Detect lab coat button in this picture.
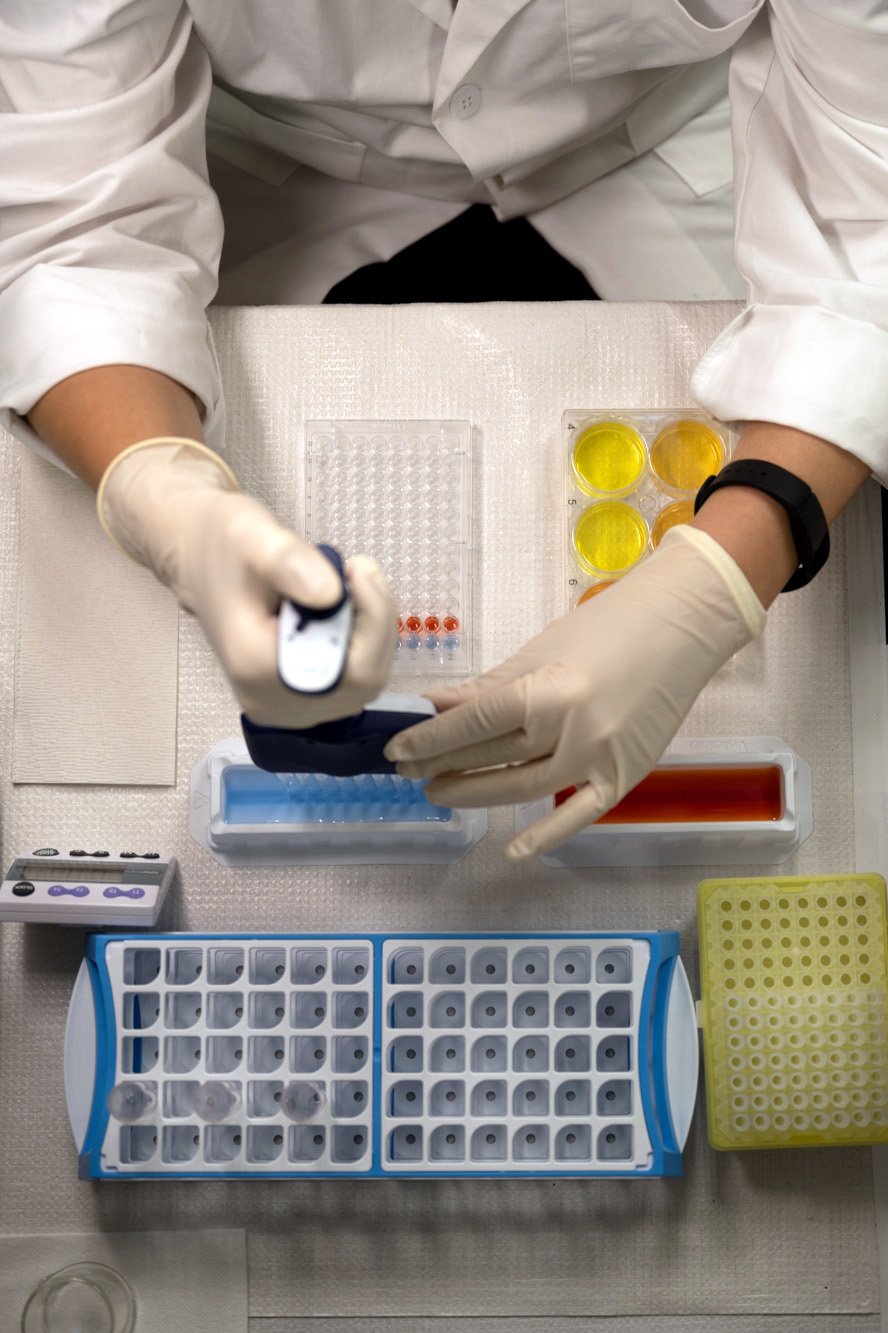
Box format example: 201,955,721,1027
450,85,482,120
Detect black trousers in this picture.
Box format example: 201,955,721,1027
324,203,599,304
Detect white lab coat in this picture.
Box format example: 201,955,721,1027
2,2,887,481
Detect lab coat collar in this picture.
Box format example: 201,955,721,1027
434,0,537,103
403,0,455,29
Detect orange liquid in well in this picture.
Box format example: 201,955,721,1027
554,765,783,824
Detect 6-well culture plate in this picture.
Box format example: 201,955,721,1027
66,932,696,1179
563,409,736,609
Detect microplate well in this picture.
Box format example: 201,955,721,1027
304,420,473,672
698,874,888,1149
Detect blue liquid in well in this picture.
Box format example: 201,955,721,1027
223,768,452,825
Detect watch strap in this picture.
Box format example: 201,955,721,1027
693,459,829,592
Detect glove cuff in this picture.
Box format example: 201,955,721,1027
662,524,767,639
97,437,240,564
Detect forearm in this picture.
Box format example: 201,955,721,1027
27,364,205,490
692,421,871,607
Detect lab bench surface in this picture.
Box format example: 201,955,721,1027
0,302,882,1329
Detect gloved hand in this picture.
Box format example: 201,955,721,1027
97,437,397,727
385,524,766,859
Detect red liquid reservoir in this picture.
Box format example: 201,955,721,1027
555,764,784,825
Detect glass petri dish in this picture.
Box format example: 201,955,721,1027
572,501,649,578
21,1263,136,1333
651,499,695,547
570,420,646,498
575,580,616,607
649,419,726,498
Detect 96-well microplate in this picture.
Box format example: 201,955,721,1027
304,421,473,673
67,932,695,1179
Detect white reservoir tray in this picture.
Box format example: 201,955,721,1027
191,740,487,866
515,737,812,868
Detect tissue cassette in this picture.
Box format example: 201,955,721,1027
698,873,888,1150
304,420,473,673
563,409,737,609
66,931,697,1179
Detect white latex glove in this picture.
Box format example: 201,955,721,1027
385,525,766,860
97,437,397,727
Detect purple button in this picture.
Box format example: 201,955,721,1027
48,884,90,898
103,886,145,899
47,884,65,897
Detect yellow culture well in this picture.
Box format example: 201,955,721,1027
570,420,647,498
572,501,648,577
697,873,888,1150
649,419,725,498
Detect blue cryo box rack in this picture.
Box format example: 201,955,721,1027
65,932,698,1180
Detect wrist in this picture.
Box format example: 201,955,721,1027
691,483,797,608
691,421,870,607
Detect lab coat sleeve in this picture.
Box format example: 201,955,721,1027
0,1,225,467
691,1,888,484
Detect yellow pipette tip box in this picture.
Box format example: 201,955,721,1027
697,873,888,1150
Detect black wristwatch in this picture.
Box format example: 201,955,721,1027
693,459,830,593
